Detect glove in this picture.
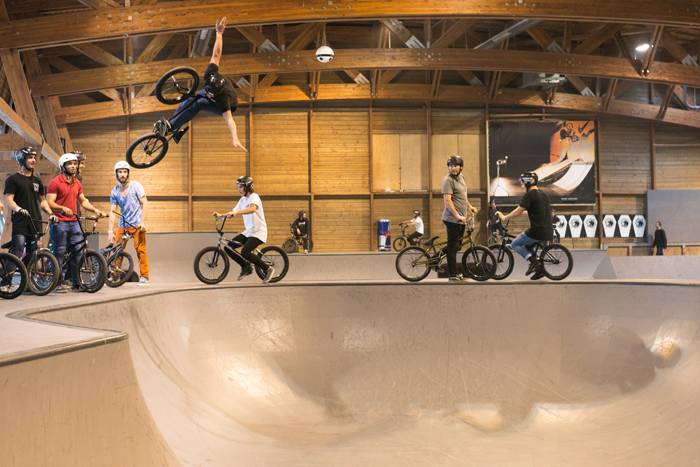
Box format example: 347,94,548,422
49,214,59,223
17,208,29,216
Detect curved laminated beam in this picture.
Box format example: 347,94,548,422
2,0,700,50
28,48,700,97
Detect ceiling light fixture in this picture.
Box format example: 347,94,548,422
636,43,650,52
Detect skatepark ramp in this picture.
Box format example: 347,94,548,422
2,282,699,466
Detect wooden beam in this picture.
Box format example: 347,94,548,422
613,80,636,98
29,48,700,98
657,84,674,120
0,133,26,151
572,23,625,55
70,42,125,67
134,33,173,64
21,51,64,154
237,26,280,52
277,24,286,51
640,26,663,76
0,97,60,164
45,56,121,101
136,42,187,97
602,78,618,111
431,19,475,49
132,0,158,5
76,0,120,9
381,19,425,48
457,70,484,86
258,22,323,87
0,48,41,133
660,30,696,65
38,57,72,153
4,2,700,51
613,32,633,62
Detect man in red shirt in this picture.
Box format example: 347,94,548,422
47,153,105,292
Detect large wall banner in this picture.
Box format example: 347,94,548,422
488,121,596,205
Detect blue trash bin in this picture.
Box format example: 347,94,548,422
378,219,390,251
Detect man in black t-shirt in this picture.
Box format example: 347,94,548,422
291,211,311,253
1,148,57,291
155,17,246,152
497,171,553,280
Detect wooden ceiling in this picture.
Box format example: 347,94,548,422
1,0,700,169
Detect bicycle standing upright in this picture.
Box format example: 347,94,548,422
282,222,314,253
100,211,136,288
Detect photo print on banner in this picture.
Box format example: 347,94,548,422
489,121,596,205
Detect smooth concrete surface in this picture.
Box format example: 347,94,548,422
3,281,699,466
593,255,700,280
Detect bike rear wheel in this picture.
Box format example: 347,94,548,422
540,244,573,280
126,133,169,169
194,246,230,284
27,250,60,295
254,246,289,283
393,237,407,251
0,252,28,299
488,244,514,280
461,245,497,281
78,249,107,293
106,251,134,288
155,66,199,105
282,238,298,254
395,247,431,282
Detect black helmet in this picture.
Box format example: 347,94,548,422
298,210,306,217
447,155,463,167
237,175,254,189
205,73,226,96
73,151,86,162
519,171,538,188
14,147,37,168
413,210,420,216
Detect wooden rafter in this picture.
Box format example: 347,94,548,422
257,22,323,88
571,23,625,55
45,56,120,101
277,24,286,51
0,49,41,133
71,42,125,67
135,33,173,64
135,43,187,98
21,51,64,153
640,26,664,76
237,26,280,52
602,78,618,110
657,84,675,119
613,32,633,62
76,0,120,9
0,97,60,164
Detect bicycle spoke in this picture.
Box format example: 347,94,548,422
198,250,226,281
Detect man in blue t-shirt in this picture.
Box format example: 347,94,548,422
153,17,246,153
108,161,150,285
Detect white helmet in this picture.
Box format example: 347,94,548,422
114,161,130,180
58,153,79,173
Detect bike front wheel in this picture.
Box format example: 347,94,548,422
254,246,289,283
106,251,134,288
282,238,298,254
27,250,60,295
461,245,497,281
488,244,514,280
540,244,573,280
126,133,169,169
0,252,28,299
78,249,107,293
194,246,230,284
155,66,199,105
395,246,431,282
393,237,407,251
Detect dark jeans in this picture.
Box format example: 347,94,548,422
1,234,39,286
50,221,83,287
407,231,423,245
168,90,223,131
228,234,269,272
443,221,466,277
656,246,664,256
296,233,310,251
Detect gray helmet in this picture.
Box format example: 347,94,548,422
447,155,463,167
73,151,86,162
14,147,37,169
519,171,538,188
413,210,420,216
236,175,254,190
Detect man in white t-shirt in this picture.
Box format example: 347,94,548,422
403,210,424,246
213,175,275,284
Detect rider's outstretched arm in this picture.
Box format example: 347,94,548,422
210,17,226,66
223,111,247,151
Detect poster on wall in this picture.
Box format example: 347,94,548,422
488,121,596,205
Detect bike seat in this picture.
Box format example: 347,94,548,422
423,236,439,246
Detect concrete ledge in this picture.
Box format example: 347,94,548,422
593,255,700,280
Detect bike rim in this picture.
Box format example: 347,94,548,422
131,138,166,166
199,250,226,281
464,250,492,278
398,250,430,279
542,249,570,277
160,72,196,101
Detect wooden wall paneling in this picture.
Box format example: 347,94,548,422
373,195,429,248
654,122,700,190
431,110,484,135
87,198,188,233
192,198,242,232
372,134,400,192
313,196,370,252
128,114,188,195
251,110,309,193
399,134,428,191
312,111,370,194
191,113,249,194
372,110,432,134
598,116,651,192
259,197,311,247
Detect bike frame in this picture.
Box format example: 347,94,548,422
59,216,101,275
212,217,262,265
409,214,479,268
102,212,138,261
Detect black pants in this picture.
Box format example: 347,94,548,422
296,233,309,251
229,234,269,272
1,234,39,287
407,231,422,245
443,221,465,277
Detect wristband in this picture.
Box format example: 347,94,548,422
108,230,114,233
216,31,223,36
233,211,237,217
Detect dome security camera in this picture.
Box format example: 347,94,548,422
316,45,334,63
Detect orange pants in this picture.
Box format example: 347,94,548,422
116,227,149,279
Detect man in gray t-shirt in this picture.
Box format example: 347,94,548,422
442,155,477,281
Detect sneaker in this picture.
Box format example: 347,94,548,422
448,274,467,282
263,267,276,284
525,257,540,276
137,277,150,286
153,117,171,137
172,126,189,144
53,284,69,293
0,285,12,293
237,266,253,281
304,249,309,254
530,269,546,281
71,285,85,292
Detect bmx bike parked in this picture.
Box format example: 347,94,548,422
99,211,136,288
126,66,202,169
282,223,313,253
0,251,28,299
395,214,496,282
194,217,289,284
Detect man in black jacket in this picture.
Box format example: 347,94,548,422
292,211,311,253
652,221,667,256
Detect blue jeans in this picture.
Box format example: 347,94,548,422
168,90,223,130
50,221,83,287
511,232,539,260
656,247,664,256
1,234,39,286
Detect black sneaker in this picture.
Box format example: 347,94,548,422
237,265,253,281
172,126,189,144
525,257,540,276
530,269,545,280
153,117,171,137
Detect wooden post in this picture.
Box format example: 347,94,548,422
596,115,603,249
188,119,193,231
369,99,375,251
308,101,314,194
427,100,433,238
247,101,253,178
650,121,657,190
